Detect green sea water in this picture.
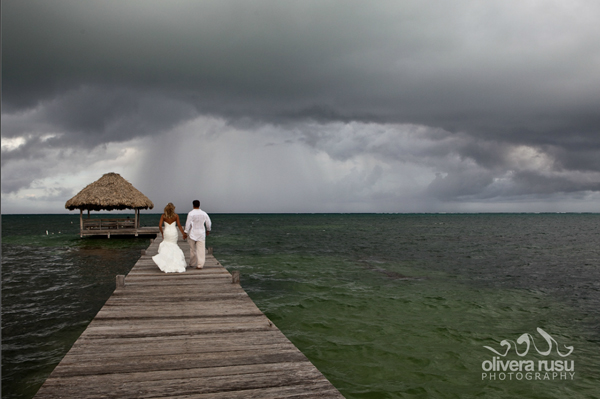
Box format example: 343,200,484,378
2,213,600,398
210,214,600,398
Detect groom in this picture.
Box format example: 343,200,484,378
184,200,212,269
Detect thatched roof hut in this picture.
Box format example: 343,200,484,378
66,173,155,237
65,172,153,211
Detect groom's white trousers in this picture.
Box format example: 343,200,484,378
187,238,206,268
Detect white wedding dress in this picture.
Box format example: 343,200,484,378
152,222,187,273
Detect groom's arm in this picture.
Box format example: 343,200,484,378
205,215,212,234
184,215,192,235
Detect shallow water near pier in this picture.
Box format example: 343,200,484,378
2,213,600,398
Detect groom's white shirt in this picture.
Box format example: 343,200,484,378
185,208,211,241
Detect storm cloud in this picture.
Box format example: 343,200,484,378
2,0,599,213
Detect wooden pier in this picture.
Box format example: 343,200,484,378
34,236,343,398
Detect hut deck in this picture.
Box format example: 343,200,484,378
34,237,343,398
80,225,160,237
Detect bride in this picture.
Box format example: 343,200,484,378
152,203,187,273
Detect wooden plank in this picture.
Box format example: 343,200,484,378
68,331,294,354
49,347,310,377
39,361,320,384
173,383,342,399
78,320,276,339
121,278,232,286
33,236,343,398
36,367,336,399
104,293,250,303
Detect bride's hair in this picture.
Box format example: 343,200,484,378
164,203,176,219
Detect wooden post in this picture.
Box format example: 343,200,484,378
116,275,125,289
208,247,213,255
231,271,240,284
79,209,83,238
135,209,140,236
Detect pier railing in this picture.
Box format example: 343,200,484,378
83,218,136,230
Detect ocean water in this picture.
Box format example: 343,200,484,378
2,213,600,398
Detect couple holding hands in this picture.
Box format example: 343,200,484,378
152,200,211,273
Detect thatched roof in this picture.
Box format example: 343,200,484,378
65,173,154,211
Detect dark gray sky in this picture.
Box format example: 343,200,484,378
2,0,600,213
